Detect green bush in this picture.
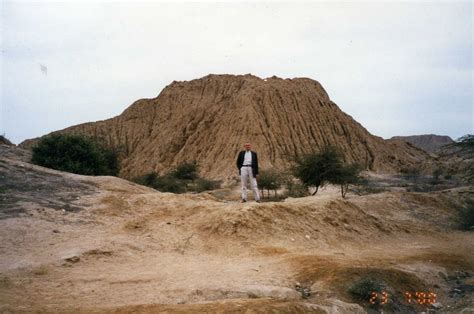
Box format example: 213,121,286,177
171,161,199,181
134,162,220,194
31,134,119,176
133,172,186,193
134,172,159,187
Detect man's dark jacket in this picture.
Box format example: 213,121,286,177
236,151,259,177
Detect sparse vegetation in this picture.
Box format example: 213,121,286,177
133,161,220,194
31,134,119,176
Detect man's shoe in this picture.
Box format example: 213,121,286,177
256,200,261,203
242,199,247,203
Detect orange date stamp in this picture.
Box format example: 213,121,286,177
369,291,437,305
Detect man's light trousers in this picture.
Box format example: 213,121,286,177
240,167,260,201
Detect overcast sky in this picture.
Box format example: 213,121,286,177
1,1,473,144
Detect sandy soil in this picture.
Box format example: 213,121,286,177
0,147,473,313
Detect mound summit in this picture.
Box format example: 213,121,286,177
20,74,429,179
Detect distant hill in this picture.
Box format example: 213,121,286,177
390,134,454,153
20,74,429,179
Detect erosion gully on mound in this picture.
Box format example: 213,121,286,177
0,144,473,313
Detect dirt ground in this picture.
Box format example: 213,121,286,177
0,145,473,313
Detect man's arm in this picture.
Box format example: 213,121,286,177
236,151,242,169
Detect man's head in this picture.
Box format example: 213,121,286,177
244,142,252,151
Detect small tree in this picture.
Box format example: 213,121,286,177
329,164,362,198
258,169,283,198
293,146,362,198
293,146,344,195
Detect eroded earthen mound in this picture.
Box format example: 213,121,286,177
20,74,429,179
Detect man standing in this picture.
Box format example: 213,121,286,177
236,143,260,203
